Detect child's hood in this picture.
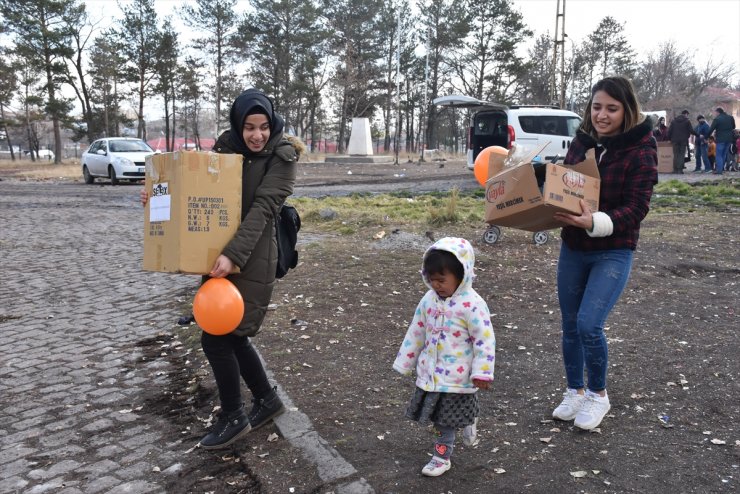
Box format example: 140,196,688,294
422,237,475,296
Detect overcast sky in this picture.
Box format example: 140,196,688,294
513,0,740,82
84,0,739,82
513,0,740,73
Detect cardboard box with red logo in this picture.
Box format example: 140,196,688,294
483,149,600,232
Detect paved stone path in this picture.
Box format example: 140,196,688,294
0,181,371,494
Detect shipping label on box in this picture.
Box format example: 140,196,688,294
143,151,243,274
656,141,673,173
485,150,600,232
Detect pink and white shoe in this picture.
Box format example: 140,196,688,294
421,456,451,477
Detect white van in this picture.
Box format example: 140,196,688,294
433,95,581,169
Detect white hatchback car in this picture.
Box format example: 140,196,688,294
433,95,581,169
81,137,155,185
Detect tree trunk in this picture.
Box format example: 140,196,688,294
113,79,120,137
44,48,62,163
171,88,177,152
1,104,15,161
138,77,146,140
308,105,317,153
337,91,348,155
164,94,171,152
25,103,35,163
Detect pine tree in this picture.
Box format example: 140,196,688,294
154,18,181,151
181,0,238,138
0,0,78,163
116,0,162,140
321,0,385,153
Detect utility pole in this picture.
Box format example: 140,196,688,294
550,0,566,108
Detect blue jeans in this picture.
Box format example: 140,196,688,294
557,243,633,392
715,142,730,173
695,143,711,171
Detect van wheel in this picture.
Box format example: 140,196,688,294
108,165,119,185
83,165,94,184
533,231,549,245
483,226,501,245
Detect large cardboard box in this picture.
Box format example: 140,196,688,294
143,151,243,274
484,149,600,232
656,141,673,173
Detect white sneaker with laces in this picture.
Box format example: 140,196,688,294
574,391,610,430
421,456,451,477
552,388,586,421
462,418,479,447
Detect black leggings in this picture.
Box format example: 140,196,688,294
201,332,272,413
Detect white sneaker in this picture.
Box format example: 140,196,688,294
574,391,610,430
553,388,586,421
421,456,451,477
462,418,479,447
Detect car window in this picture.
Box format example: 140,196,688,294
517,116,581,137
89,141,103,153
474,113,507,137
109,140,153,152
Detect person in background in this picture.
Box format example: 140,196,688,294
707,107,736,175
653,116,668,141
551,76,658,431
393,237,495,477
667,110,695,174
726,129,739,172
693,115,712,173
707,135,717,171
141,89,304,449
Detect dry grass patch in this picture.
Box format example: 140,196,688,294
0,159,81,180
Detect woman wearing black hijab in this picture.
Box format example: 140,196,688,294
196,88,304,449
143,88,303,448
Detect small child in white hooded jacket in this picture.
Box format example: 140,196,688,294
393,237,495,477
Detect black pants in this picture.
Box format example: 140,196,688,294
201,332,272,413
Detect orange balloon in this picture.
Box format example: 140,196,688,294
193,278,244,335
474,146,508,186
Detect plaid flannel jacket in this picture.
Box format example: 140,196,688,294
561,118,658,251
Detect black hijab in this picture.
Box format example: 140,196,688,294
228,88,285,155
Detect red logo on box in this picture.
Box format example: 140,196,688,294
562,171,585,190
486,181,506,201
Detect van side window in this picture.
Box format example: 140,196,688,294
519,117,538,134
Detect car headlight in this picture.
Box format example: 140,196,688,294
112,156,134,167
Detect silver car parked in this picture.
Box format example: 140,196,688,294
81,137,155,185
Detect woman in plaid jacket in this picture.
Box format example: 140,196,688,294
550,76,658,431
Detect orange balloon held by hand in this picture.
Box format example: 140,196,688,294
193,278,244,335
473,146,509,186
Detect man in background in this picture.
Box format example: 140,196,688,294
693,115,712,173
667,110,695,174
707,107,737,175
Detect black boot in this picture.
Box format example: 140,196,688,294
199,406,251,450
248,386,286,431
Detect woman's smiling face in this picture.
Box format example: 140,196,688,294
242,113,271,152
590,90,625,138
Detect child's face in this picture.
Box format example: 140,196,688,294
428,269,461,299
